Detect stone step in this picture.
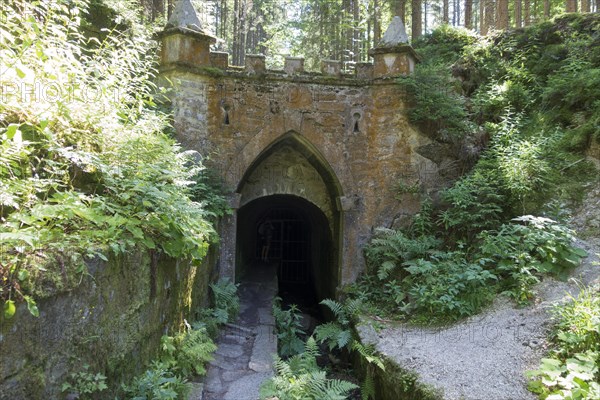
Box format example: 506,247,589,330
224,323,255,335
201,268,278,400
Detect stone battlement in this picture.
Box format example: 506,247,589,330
159,54,375,85
205,52,375,80
159,45,418,82
158,2,418,82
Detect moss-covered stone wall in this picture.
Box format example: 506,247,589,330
0,247,217,399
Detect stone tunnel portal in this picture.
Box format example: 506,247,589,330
234,133,343,306
236,195,336,307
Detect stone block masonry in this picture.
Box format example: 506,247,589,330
0,250,216,399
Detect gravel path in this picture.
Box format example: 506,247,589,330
361,186,600,400
368,244,599,400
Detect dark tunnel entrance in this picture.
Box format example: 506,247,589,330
236,195,335,309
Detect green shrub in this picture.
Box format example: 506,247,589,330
413,24,478,65
403,251,496,319
551,286,600,357
438,168,506,240
61,364,108,399
0,0,223,316
272,298,306,357
477,216,587,303
527,285,600,399
399,64,472,141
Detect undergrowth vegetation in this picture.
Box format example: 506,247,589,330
260,337,358,400
0,0,228,318
356,14,599,325
268,298,384,400
527,284,600,399
123,279,238,400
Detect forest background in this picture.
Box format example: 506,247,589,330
138,0,600,68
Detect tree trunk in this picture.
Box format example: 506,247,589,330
444,0,450,23
394,0,407,22
151,0,164,21
412,0,422,39
374,0,381,45
424,0,428,32
464,0,473,28
233,0,245,66
515,0,522,27
353,0,360,63
566,0,577,12
453,0,457,25
167,0,174,19
497,0,508,29
543,0,550,18
480,0,485,33
582,0,591,12
482,0,495,34
524,0,531,25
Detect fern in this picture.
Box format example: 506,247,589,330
352,342,385,400
321,299,346,322
260,337,358,400
352,342,385,371
210,278,239,323
344,298,363,318
161,326,217,377
360,374,376,400
124,361,190,400
314,322,352,351
314,299,386,400
315,299,362,351
176,328,217,376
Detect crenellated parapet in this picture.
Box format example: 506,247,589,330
156,1,418,83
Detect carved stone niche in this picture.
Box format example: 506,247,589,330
349,109,364,135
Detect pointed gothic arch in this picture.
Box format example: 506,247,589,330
235,132,344,301
236,131,344,205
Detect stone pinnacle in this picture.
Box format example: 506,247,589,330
166,0,203,32
379,16,409,46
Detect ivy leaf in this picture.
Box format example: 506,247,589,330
24,296,39,317
3,300,16,319
15,67,26,78
0,232,35,247
5,124,20,139
126,225,144,240
18,269,29,281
